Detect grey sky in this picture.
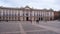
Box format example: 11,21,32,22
0,0,60,10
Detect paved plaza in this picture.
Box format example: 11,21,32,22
0,21,60,34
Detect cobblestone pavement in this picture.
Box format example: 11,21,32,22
0,21,60,34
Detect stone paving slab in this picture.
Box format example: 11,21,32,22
22,23,46,31
1,33,21,34
0,21,60,34
0,22,20,33
0,31,21,34
26,30,60,34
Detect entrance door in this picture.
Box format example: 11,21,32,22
39,17,40,21
41,17,43,20
26,17,29,21
18,17,20,21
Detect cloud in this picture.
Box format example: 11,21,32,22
0,0,60,10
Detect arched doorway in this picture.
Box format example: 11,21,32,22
39,17,40,21
41,18,43,20
18,17,20,21
26,17,29,21
38,17,43,21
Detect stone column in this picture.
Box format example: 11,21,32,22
52,12,54,21
44,11,46,21
40,11,41,21
49,12,50,21
42,11,45,21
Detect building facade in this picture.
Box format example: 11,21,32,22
54,11,60,20
0,6,55,21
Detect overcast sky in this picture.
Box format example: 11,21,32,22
0,0,60,11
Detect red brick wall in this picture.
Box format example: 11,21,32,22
54,11,60,20
54,12,59,17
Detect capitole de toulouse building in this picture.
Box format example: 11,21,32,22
0,6,59,21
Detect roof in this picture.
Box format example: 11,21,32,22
0,6,56,12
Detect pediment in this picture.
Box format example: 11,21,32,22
24,6,31,9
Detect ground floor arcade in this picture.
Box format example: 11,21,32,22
0,16,54,21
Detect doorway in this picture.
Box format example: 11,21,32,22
26,17,29,21
41,17,43,20
39,17,40,21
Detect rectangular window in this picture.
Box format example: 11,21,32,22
20,10,23,16
32,11,34,16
